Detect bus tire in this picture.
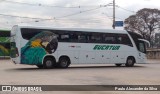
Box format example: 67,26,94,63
58,57,70,68
43,57,55,69
115,64,122,67
36,65,43,69
125,57,135,67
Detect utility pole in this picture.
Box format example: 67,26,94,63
112,0,115,29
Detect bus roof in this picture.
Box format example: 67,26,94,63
14,25,128,34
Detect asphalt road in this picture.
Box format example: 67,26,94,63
0,59,160,94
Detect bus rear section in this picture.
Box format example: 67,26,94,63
10,25,21,64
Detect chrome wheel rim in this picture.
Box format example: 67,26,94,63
61,60,67,67
128,59,133,65
46,60,52,67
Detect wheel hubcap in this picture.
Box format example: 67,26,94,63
128,59,133,65
46,60,52,67
61,60,67,67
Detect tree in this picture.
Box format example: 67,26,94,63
124,8,160,47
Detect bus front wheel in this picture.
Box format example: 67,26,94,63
58,57,70,68
43,57,55,69
125,57,135,67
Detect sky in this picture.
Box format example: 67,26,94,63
0,0,159,30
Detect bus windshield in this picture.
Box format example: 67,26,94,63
138,41,146,53
127,31,147,53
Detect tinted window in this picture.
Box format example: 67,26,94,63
78,34,87,43
21,28,41,40
128,31,143,49
89,33,102,43
21,28,132,46
103,33,117,44
59,34,70,42
57,31,88,43
117,34,133,46
70,33,78,42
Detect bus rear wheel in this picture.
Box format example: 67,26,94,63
58,57,70,68
125,57,135,67
43,57,55,69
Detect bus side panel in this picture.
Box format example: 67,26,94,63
78,43,95,64
56,43,138,65
136,52,147,64
95,51,111,64
57,42,79,64
111,45,137,64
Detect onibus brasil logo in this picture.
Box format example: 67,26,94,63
1,86,42,91
93,45,120,50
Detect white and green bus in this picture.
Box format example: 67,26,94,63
10,25,149,68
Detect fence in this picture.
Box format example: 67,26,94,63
146,49,160,59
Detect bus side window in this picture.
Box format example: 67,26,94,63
117,37,122,44
70,33,78,42
60,34,70,42
123,34,133,47
55,34,59,40
103,33,117,44
89,33,102,43
21,28,41,40
78,34,87,43
116,34,133,47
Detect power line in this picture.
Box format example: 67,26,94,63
0,13,53,20
0,6,105,23
116,5,135,13
57,7,103,19
103,12,124,20
102,12,113,22
3,0,111,8
4,0,78,8
51,3,112,19
12,16,108,24
17,15,110,24
102,12,124,21
0,2,112,25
